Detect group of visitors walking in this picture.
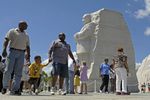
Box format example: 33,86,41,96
0,21,130,96
99,48,130,95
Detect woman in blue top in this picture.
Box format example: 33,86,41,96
99,58,110,93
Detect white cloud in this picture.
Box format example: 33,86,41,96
144,27,150,36
135,0,150,19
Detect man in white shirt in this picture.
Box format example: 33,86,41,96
1,21,30,95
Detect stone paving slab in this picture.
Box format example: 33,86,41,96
0,92,150,100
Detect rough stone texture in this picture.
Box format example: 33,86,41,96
74,8,138,92
136,55,150,92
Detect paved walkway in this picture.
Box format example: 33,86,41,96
0,92,150,100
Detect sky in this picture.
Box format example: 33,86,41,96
0,0,150,63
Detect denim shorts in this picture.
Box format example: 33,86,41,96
51,62,68,78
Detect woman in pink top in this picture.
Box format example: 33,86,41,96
80,61,88,94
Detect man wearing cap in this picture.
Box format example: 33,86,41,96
1,21,30,95
49,33,76,95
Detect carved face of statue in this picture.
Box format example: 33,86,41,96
92,14,100,23
82,14,91,25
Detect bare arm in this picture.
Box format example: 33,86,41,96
48,41,55,61
26,45,31,62
48,48,53,59
124,60,129,73
112,59,115,66
3,38,9,50
69,52,75,62
123,56,129,73
44,63,49,67
109,67,115,74
2,38,9,57
43,60,51,67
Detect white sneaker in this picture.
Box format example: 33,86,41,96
35,89,39,95
31,85,34,92
58,89,64,95
99,90,102,93
62,91,67,95
29,90,33,95
50,87,55,95
105,91,109,94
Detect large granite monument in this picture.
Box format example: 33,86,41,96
74,8,138,92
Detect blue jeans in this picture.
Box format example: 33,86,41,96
68,70,74,93
64,77,69,93
3,49,25,92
